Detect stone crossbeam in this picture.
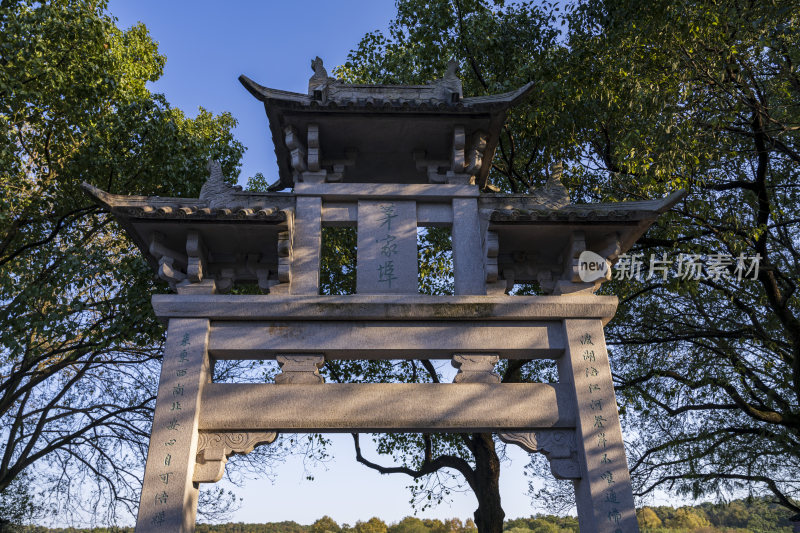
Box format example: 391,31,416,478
151,294,619,323
208,321,561,359
199,383,574,432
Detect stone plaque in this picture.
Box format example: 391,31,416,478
356,200,418,294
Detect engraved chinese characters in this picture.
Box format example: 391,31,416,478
356,200,418,294
136,319,211,532
560,320,638,533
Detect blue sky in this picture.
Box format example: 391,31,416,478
107,0,550,526
110,0,400,188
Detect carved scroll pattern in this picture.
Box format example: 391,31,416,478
499,430,581,480
194,432,278,483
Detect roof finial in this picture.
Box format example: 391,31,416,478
445,59,459,80
200,159,241,209
528,161,570,209
311,56,328,78
309,56,333,95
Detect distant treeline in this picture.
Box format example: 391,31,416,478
9,497,796,533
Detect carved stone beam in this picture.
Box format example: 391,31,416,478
284,125,307,174
498,430,581,480
465,132,487,176
452,354,500,383
275,354,325,384
194,431,277,483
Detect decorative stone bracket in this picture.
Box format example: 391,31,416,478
553,231,621,295
147,210,294,295
415,126,487,185
483,230,508,295
499,430,581,480
194,432,278,483
275,354,325,384
272,225,293,295
285,124,356,184
452,354,500,383
493,229,622,296
149,231,275,294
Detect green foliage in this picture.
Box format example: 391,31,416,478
557,0,800,514
320,227,357,295
310,516,341,533
339,0,800,519
354,518,388,533
8,498,797,531
388,516,430,533
417,228,453,296
0,0,243,523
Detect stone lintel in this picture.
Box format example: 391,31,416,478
199,382,574,432
294,183,479,200
321,202,452,227
151,294,619,323
208,321,561,360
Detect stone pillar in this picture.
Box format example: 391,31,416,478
558,319,639,533
356,200,418,294
290,196,322,295
135,319,211,533
451,197,485,295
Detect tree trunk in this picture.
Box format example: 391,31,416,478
471,432,504,533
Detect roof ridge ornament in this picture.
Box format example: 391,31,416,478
435,59,463,102
528,161,570,209
308,56,336,96
199,159,242,209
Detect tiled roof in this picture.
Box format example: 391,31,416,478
81,183,289,222
239,75,535,113
482,190,686,222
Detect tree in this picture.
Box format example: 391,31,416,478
0,0,244,523
310,516,342,533
636,507,662,529
353,518,388,533
388,516,430,533
664,507,712,529
337,0,800,523
557,0,800,515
